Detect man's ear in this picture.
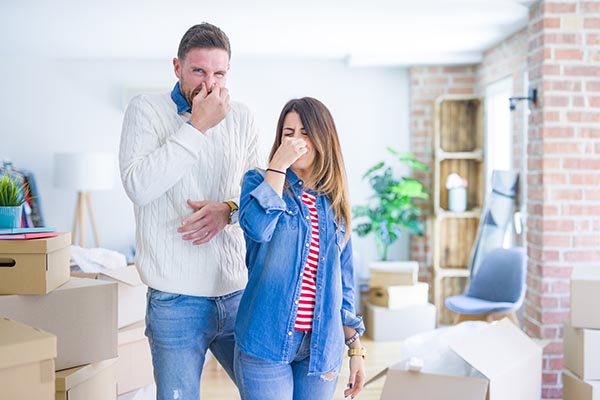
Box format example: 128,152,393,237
173,57,181,78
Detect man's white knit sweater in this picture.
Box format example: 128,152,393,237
119,92,262,297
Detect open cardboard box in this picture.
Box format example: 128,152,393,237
72,264,146,328
366,319,544,400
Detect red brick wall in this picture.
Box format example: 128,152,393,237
408,66,476,281
526,1,600,398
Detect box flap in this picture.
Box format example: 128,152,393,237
55,358,117,391
448,319,542,385
0,318,57,369
0,232,71,254
369,261,419,273
73,266,143,287
99,265,144,287
571,265,600,281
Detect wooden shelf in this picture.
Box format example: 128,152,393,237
432,94,484,325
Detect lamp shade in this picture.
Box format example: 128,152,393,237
53,152,116,191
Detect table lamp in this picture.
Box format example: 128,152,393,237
53,152,116,247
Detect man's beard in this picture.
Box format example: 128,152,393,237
184,87,201,108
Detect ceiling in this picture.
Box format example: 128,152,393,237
1,0,533,66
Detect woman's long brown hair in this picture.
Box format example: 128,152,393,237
269,97,351,242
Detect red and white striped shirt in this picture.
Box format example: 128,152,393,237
294,191,319,331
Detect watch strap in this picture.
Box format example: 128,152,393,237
347,347,366,358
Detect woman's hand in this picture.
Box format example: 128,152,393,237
269,136,307,171
344,355,366,399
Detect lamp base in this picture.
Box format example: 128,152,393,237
72,191,100,247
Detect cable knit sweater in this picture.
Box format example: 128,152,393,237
119,92,262,296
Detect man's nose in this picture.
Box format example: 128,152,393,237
203,76,215,91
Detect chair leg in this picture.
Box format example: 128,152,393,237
455,313,488,323
454,312,520,326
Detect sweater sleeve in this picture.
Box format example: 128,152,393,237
119,95,207,206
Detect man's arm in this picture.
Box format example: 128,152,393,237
119,95,207,206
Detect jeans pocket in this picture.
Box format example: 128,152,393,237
149,288,182,306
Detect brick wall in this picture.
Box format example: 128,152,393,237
526,1,600,398
408,66,476,281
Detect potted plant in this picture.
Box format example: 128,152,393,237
0,174,28,229
353,147,429,261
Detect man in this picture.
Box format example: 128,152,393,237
119,23,262,399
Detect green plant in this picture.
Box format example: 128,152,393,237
353,148,429,261
0,174,29,207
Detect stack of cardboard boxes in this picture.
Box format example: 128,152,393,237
0,233,152,399
562,266,600,399
72,265,153,395
364,261,437,341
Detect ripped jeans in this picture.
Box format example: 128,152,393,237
234,331,339,400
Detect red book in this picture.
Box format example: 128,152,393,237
0,232,60,240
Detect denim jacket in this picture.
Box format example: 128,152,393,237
234,169,365,376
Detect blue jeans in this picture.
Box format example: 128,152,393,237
234,331,339,400
145,287,242,400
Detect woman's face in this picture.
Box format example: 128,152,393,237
282,111,315,172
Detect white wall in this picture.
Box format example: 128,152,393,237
0,55,409,268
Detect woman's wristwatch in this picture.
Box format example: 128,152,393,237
347,347,366,358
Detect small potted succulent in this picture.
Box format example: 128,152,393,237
0,174,28,228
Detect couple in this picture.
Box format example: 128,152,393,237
119,23,365,400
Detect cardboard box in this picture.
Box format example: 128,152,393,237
365,303,436,341
571,265,600,329
72,265,147,328
564,322,600,380
369,282,429,309
117,321,154,394
370,319,543,400
0,317,57,400
563,369,600,400
0,232,70,294
369,261,418,287
0,277,117,370
55,358,117,400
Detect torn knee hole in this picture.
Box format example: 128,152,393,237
320,372,337,381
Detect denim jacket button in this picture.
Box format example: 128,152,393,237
305,243,309,247
288,331,293,336
295,300,299,304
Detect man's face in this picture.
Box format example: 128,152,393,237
173,48,230,106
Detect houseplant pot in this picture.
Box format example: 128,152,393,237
0,174,28,229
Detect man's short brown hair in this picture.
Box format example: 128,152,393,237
177,23,231,60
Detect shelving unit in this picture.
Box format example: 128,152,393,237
432,95,484,324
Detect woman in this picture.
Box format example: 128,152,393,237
234,97,366,400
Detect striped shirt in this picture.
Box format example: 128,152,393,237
294,191,319,331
